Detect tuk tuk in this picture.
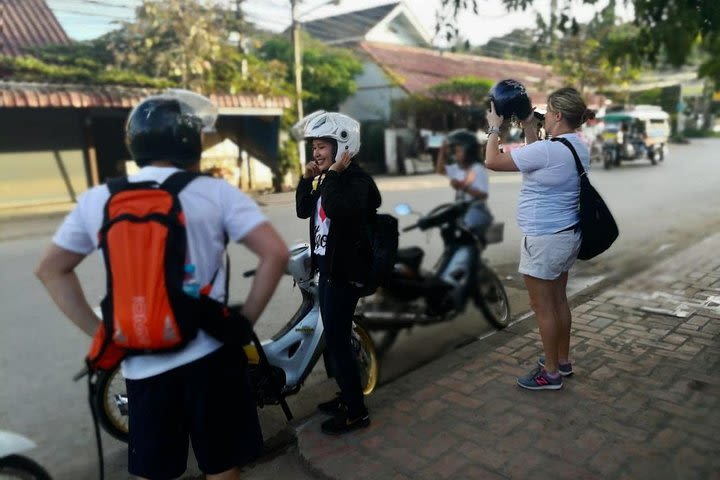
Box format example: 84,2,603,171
599,106,670,168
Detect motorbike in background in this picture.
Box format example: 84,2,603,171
0,430,52,479
356,201,511,354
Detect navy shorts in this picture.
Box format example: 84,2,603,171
126,345,263,479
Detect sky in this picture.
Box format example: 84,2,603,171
48,0,629,46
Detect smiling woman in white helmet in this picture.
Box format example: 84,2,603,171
294,110,381,435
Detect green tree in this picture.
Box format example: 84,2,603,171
204,45,290,96
550,7,641,96
0,35,173,87
1,6,291,96
430,76,493,105
441,0,720,86
258,33,363,112
109,0,230,91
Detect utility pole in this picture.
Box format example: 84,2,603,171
291,0,304,122
290,0,306,167
235,0,244,53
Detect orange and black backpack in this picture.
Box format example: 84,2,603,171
87,171,204,369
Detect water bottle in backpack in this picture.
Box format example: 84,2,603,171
183,264,201,298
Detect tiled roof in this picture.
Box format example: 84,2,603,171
0,82,291,110
359,42,560,104
302,2,399,44
1,0,71,57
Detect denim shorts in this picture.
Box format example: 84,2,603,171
519,229,581,280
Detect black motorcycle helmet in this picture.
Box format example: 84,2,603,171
447,129,480,164
126,89,217,167
488,79,532,120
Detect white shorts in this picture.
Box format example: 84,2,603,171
519,229,581,280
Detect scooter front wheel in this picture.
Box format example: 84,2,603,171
374,330,399,357
475,265,511,329
0,454,52,480
351,323,379,395
93,366,129,443
649,149,657,165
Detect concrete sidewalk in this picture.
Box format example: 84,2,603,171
293,231,720,480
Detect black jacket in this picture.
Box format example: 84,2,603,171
296,163,382,285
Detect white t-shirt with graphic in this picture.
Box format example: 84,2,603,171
52,166,267,379
313,196,331,256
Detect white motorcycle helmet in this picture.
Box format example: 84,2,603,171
292,110,361,163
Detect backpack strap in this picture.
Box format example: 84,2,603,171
161,171,231,302
161,170,202,195
201,251,231,303
106,176,130,195
551,137,586,178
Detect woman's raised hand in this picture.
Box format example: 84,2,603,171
486,101,503,129
329,150,352,174
303,160,321,179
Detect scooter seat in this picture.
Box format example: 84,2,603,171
396,246,424,272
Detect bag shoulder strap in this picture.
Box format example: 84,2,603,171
551,137,586,178
106,171,199,197
106,176,130,195
161,170,201,196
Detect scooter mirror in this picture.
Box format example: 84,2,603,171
394,203,412,216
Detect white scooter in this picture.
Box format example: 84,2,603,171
86,243,379,442
0,430,52,479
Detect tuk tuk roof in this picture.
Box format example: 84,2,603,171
602,113,633,123
601,106,669,123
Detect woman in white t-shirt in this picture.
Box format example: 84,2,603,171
435,129,493,236
485,87,594,391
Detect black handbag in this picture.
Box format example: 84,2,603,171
552,137,619,260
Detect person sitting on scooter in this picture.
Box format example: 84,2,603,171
436,129,493,237
294,111,382,435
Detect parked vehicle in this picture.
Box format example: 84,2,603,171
0,430,52,479
85,243,380,442
356,201,510,354
600,106,670,168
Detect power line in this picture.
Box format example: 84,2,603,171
51,8,131,20
48,0,131,8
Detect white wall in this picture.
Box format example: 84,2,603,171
340,61,408,121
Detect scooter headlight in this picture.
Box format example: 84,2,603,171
287,243,312,282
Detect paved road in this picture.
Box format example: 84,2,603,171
1,138,719,479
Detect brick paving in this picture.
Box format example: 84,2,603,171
296,232,720,479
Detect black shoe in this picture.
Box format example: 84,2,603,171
321,409,370,435
317,394,344,415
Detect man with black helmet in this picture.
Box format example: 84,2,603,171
35,89,289,479
436,128,493,236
